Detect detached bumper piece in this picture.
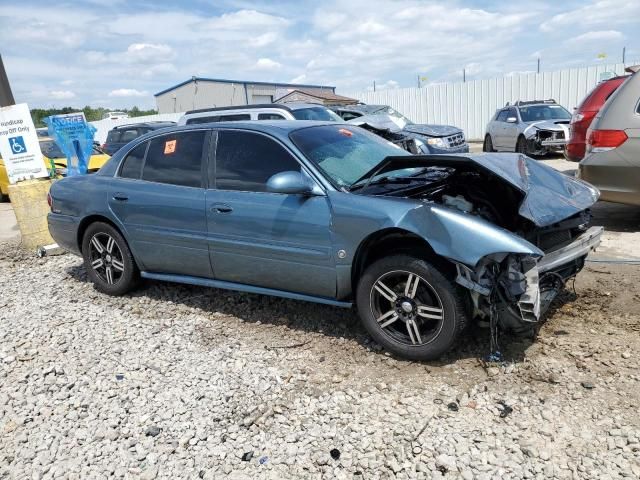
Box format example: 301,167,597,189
538,226,603,274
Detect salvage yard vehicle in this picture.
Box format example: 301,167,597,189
48,121,602,360
178,103,343,125
332,104,469,154
484,100,571,156
579,65,640,206
102,121,176,156
0,137,110,202
566,74,629,162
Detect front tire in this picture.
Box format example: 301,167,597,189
516,135,528,155
81,222,139,296
482,134,494,152
356,255,467,361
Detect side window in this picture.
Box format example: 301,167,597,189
257,113,286,120
142,131,206,188
120,142,147,179
119,129,139,143
496,110,508,122
340,112,361,121
218,114,251,121
214,131,300,192
187,116,220,125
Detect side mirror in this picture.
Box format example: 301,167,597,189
506,116,518,123
266,171,316,195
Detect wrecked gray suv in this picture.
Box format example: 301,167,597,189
484,100,571,156
332,104,469,154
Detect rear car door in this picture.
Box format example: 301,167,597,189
109,130,213,278
206,129,336,297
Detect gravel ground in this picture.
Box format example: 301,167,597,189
1,242,640,479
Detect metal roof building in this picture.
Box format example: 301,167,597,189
155,77,336,114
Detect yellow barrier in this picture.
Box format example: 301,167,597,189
8,178,54,250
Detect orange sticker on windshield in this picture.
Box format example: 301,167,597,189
164,140,176,154
338,128,353,137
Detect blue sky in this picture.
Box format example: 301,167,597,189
1,0,638,109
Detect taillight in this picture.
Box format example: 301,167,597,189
47,192,53,211
587,129,628,152
101,143,107,149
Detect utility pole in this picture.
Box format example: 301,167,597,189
537,57,540,74
463,69,466,83
0,54,15,107
373,80,376,92
417,75,420,88
622,46,626,65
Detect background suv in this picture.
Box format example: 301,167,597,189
102,121,176,155
484,100,571,155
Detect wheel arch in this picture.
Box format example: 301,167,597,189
350,228,455,295
77,214,125,252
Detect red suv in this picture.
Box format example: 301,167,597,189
565,75,628,162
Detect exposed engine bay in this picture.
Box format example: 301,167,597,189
523,121,570,155
358,154,602,338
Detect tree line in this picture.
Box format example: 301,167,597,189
30,106,158,127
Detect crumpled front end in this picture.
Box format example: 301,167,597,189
523,120,570,155
454,226,602,334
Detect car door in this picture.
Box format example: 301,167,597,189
108,130,213,278
503,107,520,150
491,110,508,149
206,129,336,298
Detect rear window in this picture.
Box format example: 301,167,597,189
291,107,343,122
258,113,286,120
115,129,139,143
142,131,206,188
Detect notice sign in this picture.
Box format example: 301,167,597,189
0,103,48,184
45,112,96,176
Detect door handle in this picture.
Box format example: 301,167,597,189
211,203,233,214
113,193,128,201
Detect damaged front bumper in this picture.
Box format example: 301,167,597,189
455,226,603,330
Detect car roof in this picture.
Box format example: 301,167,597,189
184,103,330,115
111,121,176,130
336,104,386,114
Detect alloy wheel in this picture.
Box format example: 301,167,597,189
88,233,125,285
369,270,445,347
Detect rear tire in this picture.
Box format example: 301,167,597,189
482,134,494,152
81,222,139,296
0,192,8,203
356,254,468,361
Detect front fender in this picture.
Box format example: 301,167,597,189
397,204,543,266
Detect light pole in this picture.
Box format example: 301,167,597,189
0,54,15,107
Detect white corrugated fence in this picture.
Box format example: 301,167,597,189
343,61,636,141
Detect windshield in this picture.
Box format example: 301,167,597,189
289,124,408,188
39,141,65,159
518,104,571,122
291,107,344,122
39,140,102,159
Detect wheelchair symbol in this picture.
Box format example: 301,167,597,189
9,136,27,154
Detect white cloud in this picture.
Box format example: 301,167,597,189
124,43,175,64
565,30,624,46
290,74,307,84
49,90,76,100
248,32,278,48
540,0,640,32
108,89,149,98
254,58,282,71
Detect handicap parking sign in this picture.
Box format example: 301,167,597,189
9,136,27,155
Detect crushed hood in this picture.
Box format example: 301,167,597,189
365,153,600,227
347,114,461,138
403,124,462,137
523,119,570,132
